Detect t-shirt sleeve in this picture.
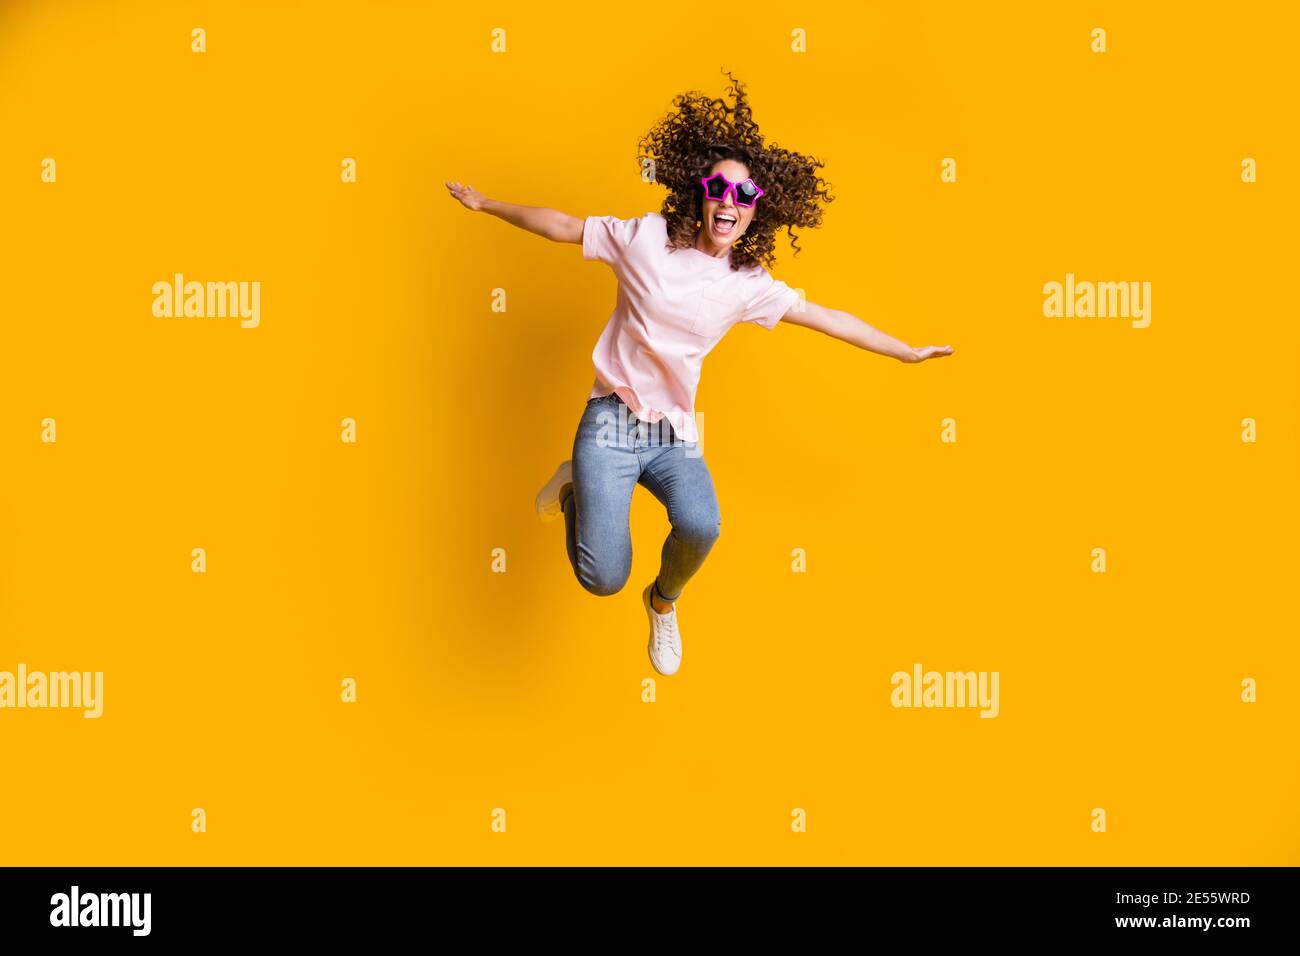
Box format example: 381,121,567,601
741,274,803,331
582,215,640,265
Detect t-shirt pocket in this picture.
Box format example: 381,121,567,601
688,287,741,338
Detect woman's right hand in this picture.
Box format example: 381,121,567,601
445,190,583,244
445,180,488,212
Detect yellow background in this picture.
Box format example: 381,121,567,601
1,1,1296,865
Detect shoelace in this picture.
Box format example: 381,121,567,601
652,607,680,654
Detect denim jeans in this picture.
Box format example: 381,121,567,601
561,393,721,602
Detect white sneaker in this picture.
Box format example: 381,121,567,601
535,460,573,522
643,583,683,676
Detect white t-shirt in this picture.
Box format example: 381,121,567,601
582,211,801,443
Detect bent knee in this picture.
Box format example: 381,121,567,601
577,564,630,597
674,514,721,546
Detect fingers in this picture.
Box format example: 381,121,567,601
445,181,479,207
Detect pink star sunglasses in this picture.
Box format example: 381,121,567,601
699,172,765,208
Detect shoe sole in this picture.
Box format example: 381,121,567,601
535,462,572,523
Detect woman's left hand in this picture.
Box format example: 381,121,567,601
902,344,954,363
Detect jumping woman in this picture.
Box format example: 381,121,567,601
446,72,953,677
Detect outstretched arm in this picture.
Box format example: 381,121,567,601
780,299,954,364
445,181,584,243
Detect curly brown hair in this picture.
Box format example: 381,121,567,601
637,70,834,272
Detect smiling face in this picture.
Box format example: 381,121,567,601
695,158,760,257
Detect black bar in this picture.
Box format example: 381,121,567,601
0,866,1290,943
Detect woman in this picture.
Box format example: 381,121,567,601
446,73,953,677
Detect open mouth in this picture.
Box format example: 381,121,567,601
713,212,737,236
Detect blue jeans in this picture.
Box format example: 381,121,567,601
561,394,721,602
